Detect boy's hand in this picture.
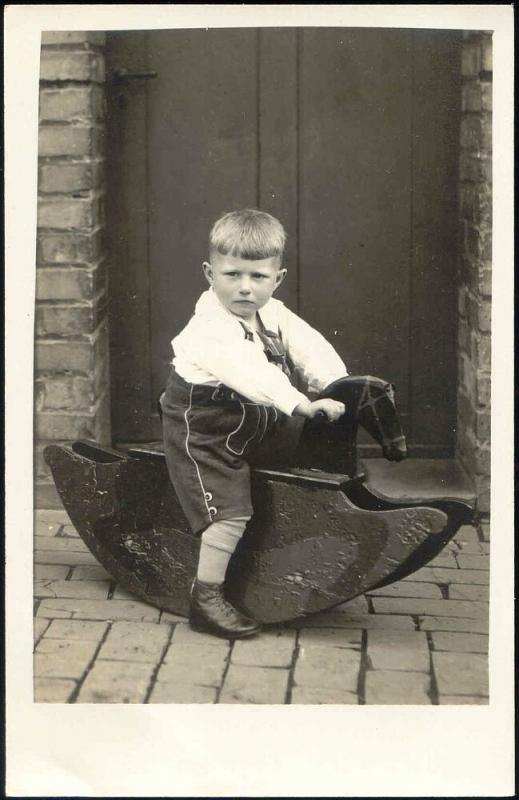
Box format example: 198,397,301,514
293,398,346,421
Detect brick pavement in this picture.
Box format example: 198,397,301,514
34,510,489,704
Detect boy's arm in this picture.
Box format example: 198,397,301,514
280,306,349,393
174,319,309,416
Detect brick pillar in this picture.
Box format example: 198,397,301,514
456,32,492,515
35,32,110,508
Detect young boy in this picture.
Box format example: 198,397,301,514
161,209,348,638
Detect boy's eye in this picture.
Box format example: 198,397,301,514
252,274,267,279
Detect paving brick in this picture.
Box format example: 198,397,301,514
158,644,228,687
35,639,97,679
448,583,489,601
34,564,70,580
456,554,490,570
231,629,296,667
170,622,230,648
34,678,77,703
298,612,415,630
36,598,160,622
290,687,358,704
61,524,80,538
148,683,217,704
454,525,480,544
372,597,488,619
34,579,110,600
298,628,362,649
480,523,490,542
98,621,169,663
111,585,137,600
366,581,442,599
294,647,361,692
419,616,488,634
34,535,90,552
438,695,488,705
431,632,488,654
456,541,486,555
331,595,369,614
34,618,50,644
433,652,488,697
78,660,154,703
44,619,108,641
34,519,62,537
35,509,71,524
480,542,490,554
35,604,73,619
159,611,188,624
405,566,489,585
427,553,458,569
367,630,430,673
70,564,111,581
220,665,289,704
365,671,431,704
34,549,100,566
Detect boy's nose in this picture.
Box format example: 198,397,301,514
239,280,252,294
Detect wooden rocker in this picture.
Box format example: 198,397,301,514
44,376,474,624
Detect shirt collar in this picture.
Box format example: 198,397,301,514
195,288,281,330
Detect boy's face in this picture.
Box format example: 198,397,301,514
203,253,286,321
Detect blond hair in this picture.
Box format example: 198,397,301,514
209,209,286,261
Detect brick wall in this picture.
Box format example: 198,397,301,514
456,31,492,514
35,32,110,508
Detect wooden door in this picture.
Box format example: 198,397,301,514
106,28,460,454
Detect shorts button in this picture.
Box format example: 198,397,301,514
208,506,217,516
205,491,213,501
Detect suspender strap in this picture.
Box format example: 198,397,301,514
239,317,293,378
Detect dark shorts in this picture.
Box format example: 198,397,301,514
161,369,305,534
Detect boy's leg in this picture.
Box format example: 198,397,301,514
197,516,250,583
160,374,260,637
190,514,260,638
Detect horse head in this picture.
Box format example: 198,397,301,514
294,374,407,476
354,376,408,462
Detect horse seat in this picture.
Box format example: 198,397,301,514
362,458,477,508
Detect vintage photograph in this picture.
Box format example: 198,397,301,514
33,24,492,708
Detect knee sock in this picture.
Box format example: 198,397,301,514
196,516,251,585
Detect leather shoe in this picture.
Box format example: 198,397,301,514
189,579,260,639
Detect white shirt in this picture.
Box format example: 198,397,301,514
172,289,348,416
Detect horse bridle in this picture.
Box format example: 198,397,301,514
356,380,405,450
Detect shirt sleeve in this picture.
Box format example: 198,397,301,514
279,305,349,394
173,317,309,416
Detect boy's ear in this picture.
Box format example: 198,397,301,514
275,268,287,288
202,261,213,284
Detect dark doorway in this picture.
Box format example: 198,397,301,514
106,28,461,454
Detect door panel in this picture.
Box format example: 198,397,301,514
147,29,260,408
106,28,460,452
299,29,412,419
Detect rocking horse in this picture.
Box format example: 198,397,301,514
44,375,474,624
